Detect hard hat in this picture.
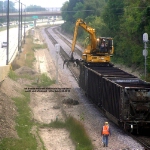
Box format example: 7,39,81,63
105,122,108,125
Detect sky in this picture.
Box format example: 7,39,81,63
20,0,68,8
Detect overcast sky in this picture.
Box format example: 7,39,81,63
20,0,68,8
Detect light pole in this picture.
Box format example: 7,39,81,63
18,0,20,53
21,3,26,44
16,1,26,52
6,0,9,65
20,2,22,51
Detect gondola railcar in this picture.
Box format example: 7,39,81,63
79,63,150,132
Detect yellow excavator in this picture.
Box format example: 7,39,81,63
64,18,114,67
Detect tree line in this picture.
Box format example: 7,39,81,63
0,1,46,13
61,0,150,77
0,1,46,22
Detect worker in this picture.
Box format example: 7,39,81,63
101,122,111,147
100,39,106,52
100,42,105,52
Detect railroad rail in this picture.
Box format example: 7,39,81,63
44,27,79,82
44,26,150,150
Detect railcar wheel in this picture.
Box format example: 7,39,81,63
118,122,131,132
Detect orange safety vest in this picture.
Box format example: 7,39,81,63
102,125,109,135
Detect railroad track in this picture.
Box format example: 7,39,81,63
44,26,150,150
130,130,150,150
44,27,80,82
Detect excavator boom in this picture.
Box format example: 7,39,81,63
71,19,97,53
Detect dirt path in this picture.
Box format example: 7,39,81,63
31,46,76,150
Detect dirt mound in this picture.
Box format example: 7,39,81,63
0,91,18,140
62,98,79,105
0,77,24,140
0,78,23,98
15,66,38,76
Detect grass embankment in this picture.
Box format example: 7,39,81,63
42,118,93,150
0,28,94,150
0,29,49,150
0,92,38,150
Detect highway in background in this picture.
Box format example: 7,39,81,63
0,28,19,66
0,19,64,66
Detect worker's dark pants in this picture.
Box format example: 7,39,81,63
102,135,109,146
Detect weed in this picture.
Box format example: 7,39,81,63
32,73,55,87
0,92,38,150
8,69,18,81
41,116,94,150
32,43,47,50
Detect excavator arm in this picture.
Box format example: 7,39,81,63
71,18,97,54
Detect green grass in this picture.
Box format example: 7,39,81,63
8,69,18,81
8,69,37,81
32,43,47,50
25,50,35,68
42,117,94,150
32,73,55,87
9,69,54,87
0,92,39,150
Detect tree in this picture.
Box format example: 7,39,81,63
26,5,46,12
61,1,69,21
82,0,106,19
102,0,124,37
73,2,84,21
66,0,84,23
0,1,16,13
115,1,145,65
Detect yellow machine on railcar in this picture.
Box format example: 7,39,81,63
70,18,114,66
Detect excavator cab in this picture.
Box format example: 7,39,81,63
97,37,114,55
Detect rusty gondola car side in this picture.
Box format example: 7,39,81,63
79,63,150,131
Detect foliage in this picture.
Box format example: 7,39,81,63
26,5,46,12
42,116,93,150
8,69,18,81
32,43,47,50
73,2,84,20
0,1,46,22
61,0,150,77
0,1,17,13
32,73,55,87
